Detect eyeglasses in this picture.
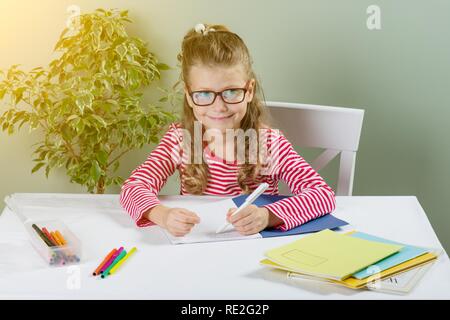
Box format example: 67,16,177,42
187,81,250,107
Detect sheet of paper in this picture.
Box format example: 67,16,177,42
366,248,442,294
162,198,262,244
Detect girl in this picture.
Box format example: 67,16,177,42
120,23,336,237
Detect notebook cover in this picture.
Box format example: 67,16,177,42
264,229,403,280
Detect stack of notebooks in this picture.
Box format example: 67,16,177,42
260,229,440,293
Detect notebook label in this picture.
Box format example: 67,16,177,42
283,250,327,267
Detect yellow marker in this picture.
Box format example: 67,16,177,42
55,231,67,245
109,247,137,275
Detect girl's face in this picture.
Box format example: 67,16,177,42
185,63,255,134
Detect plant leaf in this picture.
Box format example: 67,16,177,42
31,162,45,174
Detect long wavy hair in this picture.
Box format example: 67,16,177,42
177,24,271,194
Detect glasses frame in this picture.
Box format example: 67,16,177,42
187,81,250,107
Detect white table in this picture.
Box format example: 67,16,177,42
0,193,449,300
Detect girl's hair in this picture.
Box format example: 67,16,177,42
177,23,270,194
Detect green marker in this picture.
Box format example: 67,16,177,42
32,224,54,247
101,250,127,278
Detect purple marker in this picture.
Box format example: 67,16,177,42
100,247,124,274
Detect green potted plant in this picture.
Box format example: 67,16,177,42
0,8,177,194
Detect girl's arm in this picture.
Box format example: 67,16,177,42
262,132,336,231
119,124,182,227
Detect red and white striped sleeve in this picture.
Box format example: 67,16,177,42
262,131,336,231
119,123,182,227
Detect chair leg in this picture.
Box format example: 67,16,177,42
337,151,356,196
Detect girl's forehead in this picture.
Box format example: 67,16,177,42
188,64,248,89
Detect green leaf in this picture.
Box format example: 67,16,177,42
45,166,51,178
75,92,93,113
61,123,73,140
13,87,27,104
96,150,108,166
90,160,102,182
31,162,45,174
105,23,114,39
115,43,127,59
156,63,171,71
58,28,69,40
90,114,107,127
67,115,79,122
75,119,85,134
18,118,28,130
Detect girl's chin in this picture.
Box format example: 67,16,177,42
203,122,237,132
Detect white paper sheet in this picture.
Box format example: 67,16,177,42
366,248,443,294
162,198,262,244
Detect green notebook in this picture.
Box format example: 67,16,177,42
264,229,403,281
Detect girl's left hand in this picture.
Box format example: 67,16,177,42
226,205,269,235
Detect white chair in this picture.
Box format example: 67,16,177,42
264,101,364,196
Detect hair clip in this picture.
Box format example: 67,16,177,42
194,23,215,36
194,23,206,34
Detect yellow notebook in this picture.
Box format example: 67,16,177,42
264,229,403,281
260,252,437,289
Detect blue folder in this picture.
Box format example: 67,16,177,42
349,232,429,279
231,194,348,238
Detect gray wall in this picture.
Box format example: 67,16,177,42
1,0,449,251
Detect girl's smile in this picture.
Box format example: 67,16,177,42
207,114,234,121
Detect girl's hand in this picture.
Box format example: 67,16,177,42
162,207,200,237
226,205,270,235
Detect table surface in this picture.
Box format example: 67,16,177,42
0,193,449,300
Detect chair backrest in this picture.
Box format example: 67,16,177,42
264,101,364,196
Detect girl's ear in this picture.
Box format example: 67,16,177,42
247,78,256,103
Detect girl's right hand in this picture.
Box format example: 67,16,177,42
162,207,200,237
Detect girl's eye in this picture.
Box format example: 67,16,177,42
197,91,213,97
192,91,215,105
224,89,238,96
193,91,214,100
223,89,244,101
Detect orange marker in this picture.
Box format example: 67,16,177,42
93,249,117,276
55,231,67,245
51,231,63,246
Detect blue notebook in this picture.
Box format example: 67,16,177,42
231,194,348,238
349,232,429,279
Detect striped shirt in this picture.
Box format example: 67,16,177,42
119,123,336,231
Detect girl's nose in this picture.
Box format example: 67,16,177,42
211,95,228,112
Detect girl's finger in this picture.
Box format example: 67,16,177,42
233,214,255,228
228,207,253,224
240,224,259,236
236,223,255,235
172,220,195,231
177,211,200,224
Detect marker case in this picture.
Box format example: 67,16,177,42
24,219,82,267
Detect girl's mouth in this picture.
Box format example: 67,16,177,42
207,114,233,121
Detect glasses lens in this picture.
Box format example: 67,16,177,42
222,89,245,103
192,91,215,105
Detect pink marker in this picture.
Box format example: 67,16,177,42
100,247,123,274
